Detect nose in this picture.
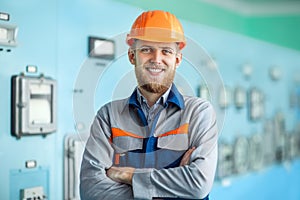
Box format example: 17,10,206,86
150,49,162,64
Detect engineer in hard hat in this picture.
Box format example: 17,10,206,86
80,10,218,200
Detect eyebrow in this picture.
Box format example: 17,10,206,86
139,45,175,50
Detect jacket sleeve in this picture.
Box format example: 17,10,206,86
79,106,134,200
132,100,218,200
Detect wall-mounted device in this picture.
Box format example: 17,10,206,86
248,87,264,121
199,84,210,100
11,74,56,138
0,12,10,21
233,136,249,174
219,86,231,109
241,63,253,80
286,132,300,160
269,65,282,81
21,186,46,200
248,133,264,171
64,133,89,200
263,119,276,165
217,142,233,179
88,36,115,60
234,86,246,109
273,112,287,162
0,23,17,46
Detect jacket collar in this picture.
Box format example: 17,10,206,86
127,83,185,110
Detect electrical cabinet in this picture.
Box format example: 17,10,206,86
11,74,56,138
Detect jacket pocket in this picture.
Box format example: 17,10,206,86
112,137,144,167
157,133,189,151
112,136,143,153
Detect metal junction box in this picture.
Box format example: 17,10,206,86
11,74,57,138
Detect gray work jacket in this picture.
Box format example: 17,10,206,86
80,85,218,200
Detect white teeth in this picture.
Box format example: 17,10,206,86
148,68,163,73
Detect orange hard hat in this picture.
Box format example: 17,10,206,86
126,10,186,49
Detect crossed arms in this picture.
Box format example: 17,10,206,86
80,101,218,200
106,147,196,185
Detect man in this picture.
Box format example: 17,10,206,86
80,10,218,200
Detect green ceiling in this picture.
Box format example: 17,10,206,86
114,0,300,51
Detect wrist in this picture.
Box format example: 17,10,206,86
107,166,135,185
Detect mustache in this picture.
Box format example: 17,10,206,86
144,62,166,69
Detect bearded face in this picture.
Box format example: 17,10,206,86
129,40,182,94
136,61,175,94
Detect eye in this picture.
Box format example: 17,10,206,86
139,47,152,54
162,49,175,56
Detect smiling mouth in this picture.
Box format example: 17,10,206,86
146,67,165,74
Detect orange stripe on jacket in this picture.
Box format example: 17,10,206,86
111,127,144,140
110,123,188,142
114,153,120,165
158,123,189,138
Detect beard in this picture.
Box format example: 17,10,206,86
135,62,176,94
136,64,175,94
141,82,169,94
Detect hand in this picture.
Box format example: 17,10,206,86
180,147,196,166
106,166,135,185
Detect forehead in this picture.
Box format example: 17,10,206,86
135,40,177,49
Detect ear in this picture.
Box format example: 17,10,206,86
128,49,135,65
175,52,182,68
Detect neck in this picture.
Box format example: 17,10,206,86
138,87,164,107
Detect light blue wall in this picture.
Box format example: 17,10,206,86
0,0,300,199
0,0,58,199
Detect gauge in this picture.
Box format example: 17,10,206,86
248,88,264,121
233,136,249,174
199,84,210,100
219,86,231,109
262,120,276,166
217,142,233,179
234,86,246,109
285,133,296,160
248,134,264,171
273,112,287,162
269,65,282,81
242,63,253,79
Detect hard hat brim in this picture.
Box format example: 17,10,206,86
126,27,186,49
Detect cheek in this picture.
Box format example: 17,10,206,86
135,57,147,67
135,53,150,64
134,67,145,81
168,60,178,71
165,57,178,68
